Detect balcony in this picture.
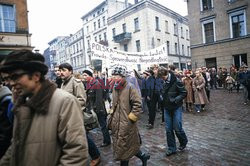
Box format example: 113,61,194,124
113,32,131,43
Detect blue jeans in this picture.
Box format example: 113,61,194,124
87,134,100,160
164,107,188,152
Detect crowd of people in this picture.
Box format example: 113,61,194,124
0,49,250,166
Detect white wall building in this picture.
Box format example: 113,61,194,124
107,0,191,71
68,29,85,73
81,0,127,69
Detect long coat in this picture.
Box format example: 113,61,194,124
193,76,209,105
182,77,194,103
111,81,141,161
0,80,88,166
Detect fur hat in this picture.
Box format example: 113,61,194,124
0,49,48,75
111,64,127,77
82,69,93,77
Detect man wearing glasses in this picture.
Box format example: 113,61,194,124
0,50,88,166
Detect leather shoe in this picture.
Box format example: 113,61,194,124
141,153,150,166
165,150,176,156
90,156,101,166
146,124,153,129
178,144,187,151
100,142,111,147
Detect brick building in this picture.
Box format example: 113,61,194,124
0,0,32,55
187,0,250,69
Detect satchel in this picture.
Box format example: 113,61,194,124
83,109,99,131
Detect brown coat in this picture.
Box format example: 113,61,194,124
61,75,86,110
182,77,194,103
193,76,209,105
111,81,141,161
0,80,88,166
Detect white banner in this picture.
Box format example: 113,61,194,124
90,42,168,65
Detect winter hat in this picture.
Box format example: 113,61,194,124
111,64,127,77
0,49,48,75
82,69,93,77
184,70,191,75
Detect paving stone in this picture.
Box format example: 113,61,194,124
90,89,250,165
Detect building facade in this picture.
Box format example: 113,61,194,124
68,29,85,73
0,0,32,54
107,0,191,71
187,0,250,69
81,0,126,69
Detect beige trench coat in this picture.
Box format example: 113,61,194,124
192,76,209,105
111,81,142,161
182,77,194,103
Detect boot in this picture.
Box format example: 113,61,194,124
136,151,150,166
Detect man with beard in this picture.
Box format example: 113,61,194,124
0,50,88,166
59,63,86,108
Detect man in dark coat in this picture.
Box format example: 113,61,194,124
82,69,111,147
158,67,188,156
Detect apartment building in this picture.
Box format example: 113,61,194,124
107,0,191,71
81,0,126,69
68,29,85,73
0,0,32,54
187,0,250,69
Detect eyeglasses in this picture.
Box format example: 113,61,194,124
1,72,28,82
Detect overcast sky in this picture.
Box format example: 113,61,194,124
27,0,187,53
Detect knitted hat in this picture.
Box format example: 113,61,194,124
82,69,93,77
0,49,48,75
111,64,127,77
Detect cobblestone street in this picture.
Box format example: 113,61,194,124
90,89,250,166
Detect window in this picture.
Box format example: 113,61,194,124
86,26,89,33
124,44,128,52
155,16,160,31
98,19,100,28
122,23,126,33
233,54,247,69
181,27,184,38
165,21,169,33
175,43,178,54
102,8,104,12
104,32,107,41
187,46,190,56
203,21,215,43
186,29,189,39
134,18,139,31
0,4,16,32
94,22,96,30
87,40,90,49
200,0,213,11
94,36,97,42
112,28,116,37
174,23,178,35
103,16,106,26
182,44,184,55
99,34,102,41
136,40,141,52
167,41,170,54
229,10,246,38
157,39,161,46
93,14,95,17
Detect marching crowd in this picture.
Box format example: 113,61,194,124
0,49,250,166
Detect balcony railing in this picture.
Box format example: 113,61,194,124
113,32,131,43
